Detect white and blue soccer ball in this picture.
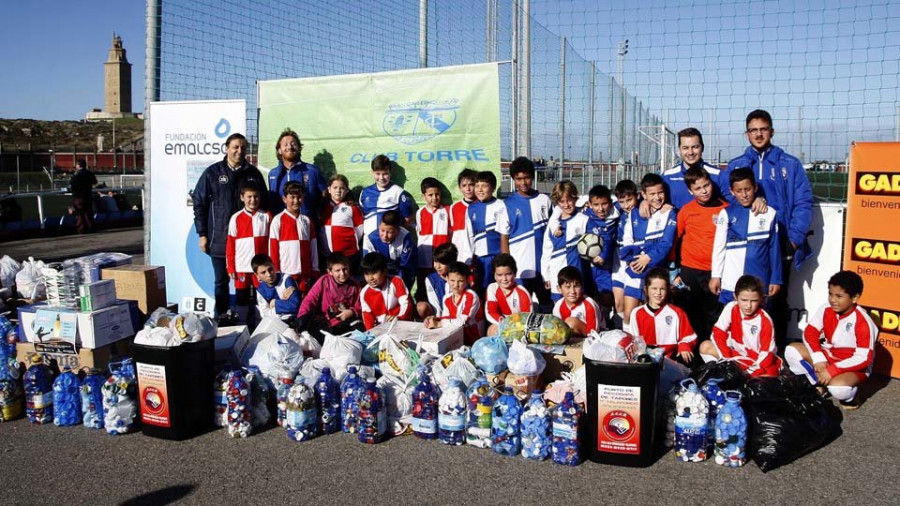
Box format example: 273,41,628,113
576,233,603,261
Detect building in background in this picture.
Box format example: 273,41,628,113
86,33,140,121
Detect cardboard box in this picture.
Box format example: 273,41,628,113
16,338,134,372
18,300,140,349
79,280,118,312
531,338,585,383
367,320,464,356
485,369,508,390
504,372,544,401
101,265,167,317
214,325,250,368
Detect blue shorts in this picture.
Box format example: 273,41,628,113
591,267,613,295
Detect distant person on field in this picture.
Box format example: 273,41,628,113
70,159,98,234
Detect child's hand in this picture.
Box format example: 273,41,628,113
553,226,563,237
751,196,768,215
813,362,831,385
281,286,295,300
768,284,780,297
592,256,604,266
337,309,354,321
708,277,721,295
629,254,651,273
679,350,694,363
544,281,551,289
384,315,397,323
661,203,674,214
229,272,236,280
638,200,651,219
269,300,276,308
423,316,439,329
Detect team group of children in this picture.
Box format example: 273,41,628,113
224,148,877,409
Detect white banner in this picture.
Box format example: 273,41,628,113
148,100,246,313
786,202,845,339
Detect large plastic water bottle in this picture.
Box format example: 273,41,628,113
213,368,233,428
714,390,747,468
466,376,495,448
24,355,54,424
225,369,252,438
701,378,726,452
80,368,106,429
285,376,318,442
411,367,439,440
245,366,271,428
520,390,551,460
357,378,387,444
52,367,82,426
275,375,294,428
674,378,709,462
492,386,523,456
102,359,138,435
551,391,583,466
0,320,23,422
437,378,467,446
315,367,340,435
340,366,364,433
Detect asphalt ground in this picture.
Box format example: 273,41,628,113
1,228,898,505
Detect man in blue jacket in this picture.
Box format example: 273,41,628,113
192,133,268,321
267,128,326,220
724,109,813,349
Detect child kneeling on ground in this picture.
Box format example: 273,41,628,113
295,252,363,343
785,270,878,410
627,267,696,363
699,274,781,378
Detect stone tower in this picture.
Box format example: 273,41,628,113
104,33,132,115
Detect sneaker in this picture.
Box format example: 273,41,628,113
815,385,831,399
838,398,860,411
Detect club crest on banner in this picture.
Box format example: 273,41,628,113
382,98,459,145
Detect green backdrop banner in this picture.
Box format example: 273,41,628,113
258,62,500,202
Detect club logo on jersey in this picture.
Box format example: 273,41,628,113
759,217,766,228
781,167,788,180
665,316,673,326
218,174,229,184
846,321,853,333
750,325,758,335
382,98,460,145
303,173,309,184
770,167,777,181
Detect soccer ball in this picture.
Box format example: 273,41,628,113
576,233,603,261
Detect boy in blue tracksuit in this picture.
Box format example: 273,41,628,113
267,129,326,219
582,185,619,308
252,254,301,322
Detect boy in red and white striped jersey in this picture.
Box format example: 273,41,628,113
226,182,271,317
552,266,605,336
485,253,533,336
416,177,451,296
320,174,364,261
269,181,319,292
359,252,412,330
785,270,878,409
424,262,485,346
449,169,477,265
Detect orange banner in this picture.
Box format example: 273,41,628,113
845,142,900,378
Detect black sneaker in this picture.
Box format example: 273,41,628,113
839,398,860,411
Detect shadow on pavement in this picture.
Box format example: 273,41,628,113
120,483,196,506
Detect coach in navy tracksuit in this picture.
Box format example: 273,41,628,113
192,133,268,318
267,129,326,220
724,109,813,350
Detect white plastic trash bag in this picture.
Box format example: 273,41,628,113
16,257,46,301
0,255,21,289
295,331,322,359
431,347,479,390
582,329,647,363
134,327,180,347
320,331,363,365
241,334,304,389
507,339,546,376
377,373,417,435
372,332,420,380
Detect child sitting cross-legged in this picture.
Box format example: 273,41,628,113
253,253,300,323
295,252,363,343
359,252,412,330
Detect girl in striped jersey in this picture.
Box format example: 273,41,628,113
627,268,696,363
424,262,485,346
541,181,589,301
319,174,363,262
485,253,533,336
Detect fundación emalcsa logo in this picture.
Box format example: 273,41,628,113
382,99,459,145
215,118,231,139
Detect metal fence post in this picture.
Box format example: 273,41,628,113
559,36,566,182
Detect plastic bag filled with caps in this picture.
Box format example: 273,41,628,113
498,313,571,345
102,358,138,435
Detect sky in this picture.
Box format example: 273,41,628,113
0,1,145,120
1,0,896,161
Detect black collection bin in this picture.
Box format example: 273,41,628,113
585,358,661,467
132,339,214,440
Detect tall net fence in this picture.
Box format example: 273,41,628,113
152,0,899,202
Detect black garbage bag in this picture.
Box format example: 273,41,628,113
690,360,748,392
745,372,842,473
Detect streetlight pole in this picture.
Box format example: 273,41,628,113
617,39,628,164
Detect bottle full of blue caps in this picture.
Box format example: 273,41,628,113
674,378,709,462
520,390,551,460
225,369,252,438
714,390,747,468
102,358,138,435
357,378,386,444
701,377,726,452
411,367,439,440
52,367,82,426
492,386,523,456
80,368,106,429
275,375,294,428
24,355,54,424
285,376,318,442
315,367,341,435
340,366,364,433
551,391,583,466
437,378,467,445
0,320,23,422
